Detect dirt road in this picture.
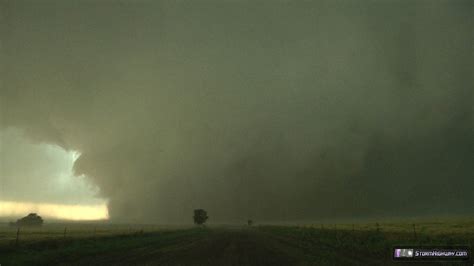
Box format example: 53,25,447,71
65,229,307,266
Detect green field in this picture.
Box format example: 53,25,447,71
0,219,473,265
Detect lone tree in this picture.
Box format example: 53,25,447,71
9,213,43,227
193,209,208,225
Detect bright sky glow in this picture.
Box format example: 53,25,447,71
0,128,108,220
0,200,109,221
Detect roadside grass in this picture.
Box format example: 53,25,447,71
258,220,474,265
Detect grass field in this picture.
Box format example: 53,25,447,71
0,219,473,265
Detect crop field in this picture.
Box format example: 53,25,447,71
0,219,473,265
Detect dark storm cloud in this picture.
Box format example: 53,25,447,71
1,0,472,223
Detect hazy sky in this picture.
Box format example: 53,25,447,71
1,0,473,223
0,127,102,204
